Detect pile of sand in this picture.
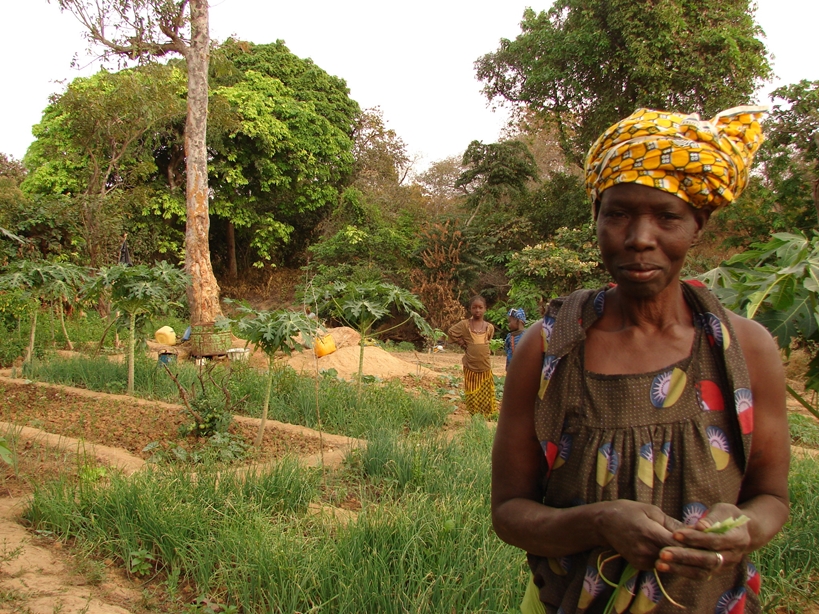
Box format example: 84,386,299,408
146,326,433,381
286,344,435,381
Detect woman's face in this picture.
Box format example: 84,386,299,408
470,300,486,319
596,184,709,299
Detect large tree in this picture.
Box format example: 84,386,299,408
53,0,221,325
455,139,538,228
22,65,186,266
207,40,360,274
476,0,772,166
758,80,819,224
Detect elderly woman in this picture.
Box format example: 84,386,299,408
493,108,790,614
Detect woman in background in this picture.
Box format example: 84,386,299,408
448,295,496,417
505,308,527,371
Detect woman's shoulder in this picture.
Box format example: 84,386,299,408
725,311,782,369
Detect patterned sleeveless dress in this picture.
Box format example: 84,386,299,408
528,282,759,614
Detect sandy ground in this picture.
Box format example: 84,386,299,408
0,496,145,614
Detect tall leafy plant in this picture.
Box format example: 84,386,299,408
0,260,89,362
316,281,428,389
88,262,188,394
223,304,318,446
701,232,819,418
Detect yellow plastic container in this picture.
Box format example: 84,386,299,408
154,326,177,346
314,334,336,358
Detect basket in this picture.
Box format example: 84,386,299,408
189,324,232,357
227,348,250,362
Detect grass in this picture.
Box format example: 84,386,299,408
789,412,819,449
25,421,528,613
22,355,450,439
752,455,819,613
17,417,819,613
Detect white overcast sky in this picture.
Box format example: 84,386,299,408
1,0,817,169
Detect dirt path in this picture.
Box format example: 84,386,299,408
0,497,147,614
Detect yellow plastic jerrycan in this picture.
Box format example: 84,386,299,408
155,326,177,346
314,334,336,358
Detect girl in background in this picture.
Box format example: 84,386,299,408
504,307,526,371
448,295,496,417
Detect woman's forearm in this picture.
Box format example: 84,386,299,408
738,493,789,553
493,498,610,558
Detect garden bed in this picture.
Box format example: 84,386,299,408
0,377,343,467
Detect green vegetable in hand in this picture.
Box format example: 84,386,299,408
704,515,750,534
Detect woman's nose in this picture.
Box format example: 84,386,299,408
624,216,657,250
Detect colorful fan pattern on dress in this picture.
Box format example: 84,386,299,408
578,566,604,609
638,443,654,488
696,380,725,411
734,388,754,434
539,355,561,399
650,368,687,408
612,566,638,613
594,291,606,317
703,312,731,349
548,556,572,576
681,502,708,526
746,562,761,595
554,433,573,470
542,316,556,351
629,573,662,614
654,442,673,482
707,426,731,471
596,443,620,487
715,587,747,614
541,440,558,477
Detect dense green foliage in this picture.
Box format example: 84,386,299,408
17,42,358,271
476,0,771,165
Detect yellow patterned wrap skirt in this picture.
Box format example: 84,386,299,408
464,368,496,417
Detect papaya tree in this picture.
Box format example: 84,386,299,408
701,231,819,418
223,304,318,446
89,262,188,394
315,281,428,389
0,260,89,363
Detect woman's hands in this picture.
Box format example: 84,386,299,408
655,503,752,580
597,500,684,570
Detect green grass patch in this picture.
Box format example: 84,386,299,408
21,420,819,613
752,455,819,613
25,423,526,613
22,354,449,439
789,412,819,449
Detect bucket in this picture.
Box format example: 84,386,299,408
227,348,250,362
158,352,176,365
189,324,232,357
314,334,336,358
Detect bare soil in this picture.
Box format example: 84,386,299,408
0,380,325,465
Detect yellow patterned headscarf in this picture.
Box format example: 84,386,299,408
585,106,766,213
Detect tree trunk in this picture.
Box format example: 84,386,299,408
58,301,74,351
25,311,37,365
357,340,365,396
226,221,238,280
184,0,221,326
255,364,275,447
127,311,136,395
